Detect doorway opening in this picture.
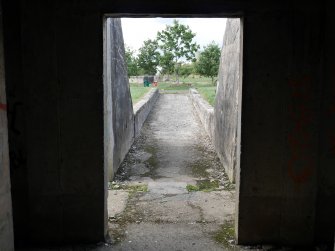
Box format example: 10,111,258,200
103,16,243,249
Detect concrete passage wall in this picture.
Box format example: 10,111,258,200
214,18,240,183
189,88,214,140
0,2,14,249
134,88,160,137
109,19,135,179
4,1,107,244
237,6,324,245
316,0,335,242
2,0,29,245
2,11,140,245
103,18,114,231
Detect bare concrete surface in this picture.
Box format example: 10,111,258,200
107,190,128,218
107,93,236,250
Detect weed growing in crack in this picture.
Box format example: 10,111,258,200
186,184,200,192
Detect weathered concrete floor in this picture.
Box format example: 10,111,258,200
108,93,236,250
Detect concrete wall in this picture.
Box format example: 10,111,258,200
2,0,29,245
3,11,135,245
103,17,114,233
189,88,214,140
134,88,160,137
316,0,335,243
109,18,135,179
3,1,107,245
0,1,14,249
236,5,324,245
1,0,335,247
214,18,240,183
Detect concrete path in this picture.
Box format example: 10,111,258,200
107,93,236,251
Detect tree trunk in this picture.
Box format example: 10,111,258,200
175,60,180,84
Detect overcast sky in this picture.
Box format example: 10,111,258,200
121,18,227,52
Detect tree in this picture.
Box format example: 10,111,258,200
196,42,221,85
125,46,140,76
158,51,174,76
179,63,194,78
157,20,199,83
137,39,160,75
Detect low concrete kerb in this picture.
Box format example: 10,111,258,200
189,88,214,141
134,88,160,137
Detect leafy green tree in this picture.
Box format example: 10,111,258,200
159,51,174,76
179,63,194,78
125,46,140,76
196,42,221,85
157,20,199,83
137,39,160,75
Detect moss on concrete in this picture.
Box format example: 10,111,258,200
186,184,200,192
108,189,147,244
144,144,159,169
109,183,148,193
142,142,165,180
213,221,235,248
146,155,158,169
144,145,157,154
223,181,235,191
189,161,210,178
186,180,220,192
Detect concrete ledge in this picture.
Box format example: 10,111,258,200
189,88,214,140
134,88,160,137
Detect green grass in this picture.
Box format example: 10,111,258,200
196,86,216,106
158,76,216,106
129,84,153,104
129,76,217,106
179,75,213,85
158,82,191,91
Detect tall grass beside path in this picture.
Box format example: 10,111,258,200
130,83,153,104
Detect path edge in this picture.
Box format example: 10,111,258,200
134,88,160,137
189,88,215,141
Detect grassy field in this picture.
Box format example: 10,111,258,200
195,86,216,106
129,83,152,104
129,76,217,106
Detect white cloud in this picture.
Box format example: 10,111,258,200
121,18,165,51
179,18,227,49
121,18,227,52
